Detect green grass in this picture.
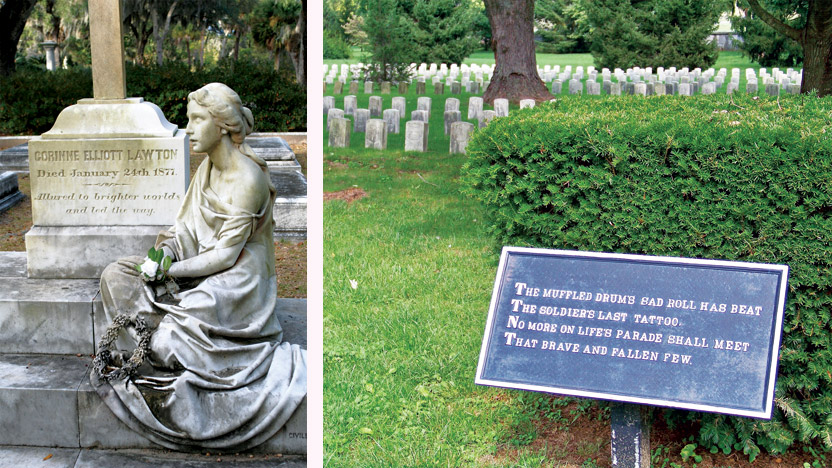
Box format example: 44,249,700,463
323,91,583,466
324,50,768,72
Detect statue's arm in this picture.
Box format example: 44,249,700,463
166,242,245,278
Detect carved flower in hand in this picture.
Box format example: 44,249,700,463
140,258,159,278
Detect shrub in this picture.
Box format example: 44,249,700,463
0,59,306,135
462,94,832,457
324,31,351,60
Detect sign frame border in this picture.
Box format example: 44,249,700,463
475,246,789,419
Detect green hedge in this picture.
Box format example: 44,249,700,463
462,94,832,458
0,60,306,135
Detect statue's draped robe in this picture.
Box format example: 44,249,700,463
93,155,306,451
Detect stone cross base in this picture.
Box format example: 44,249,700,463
25,225,167,279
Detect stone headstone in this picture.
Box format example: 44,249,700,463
327,108,344,131
404,121,429,152
26,0,189,278
364,119,387,150
445,97,460,112
328,117,351,148
653,83,666,96
417,97,432,119
451,81,462,94
416,82,426,95
383,108,400,134
434,82,445,95
323,96,335,115
398,82,409,94
381,81,391,94
746,81,758,94
368,96,383,117
411,110,429,122
765,83,780,96
679,83,692,96
479,110,497,129
392,97,407,120
568,79,582,95
333,81,344,94
788,83,800,94
551,80,563,95
364,81,373,94
344,95,357,116
468,96,483,120
0,171,24,213
634,83,647,96
519,99,535,109
354,109,370,132
467,81,480,94
449,122,474,154
444,110,461,135
349,81,359,94
587,82,601,95
493,98,509,117
726,82,737,95
610,82,621,96
602,80,612,95
702,82,716,95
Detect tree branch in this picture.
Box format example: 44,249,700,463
745,0,803,43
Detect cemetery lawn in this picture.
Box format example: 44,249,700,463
0,146,307,298
323,95,818,467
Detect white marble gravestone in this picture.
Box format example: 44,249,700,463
26,2,188,279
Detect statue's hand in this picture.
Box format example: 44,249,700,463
117,256,146,277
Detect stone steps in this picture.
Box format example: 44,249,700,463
0,446,305,467
0,252,307,456
0,353,307,454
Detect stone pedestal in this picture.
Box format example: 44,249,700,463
26,98,188,279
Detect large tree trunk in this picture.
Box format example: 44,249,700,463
482,0,551,104
799,2,832,96
746,0,832,97
0,0,40,75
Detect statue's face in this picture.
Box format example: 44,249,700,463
185,101,222,154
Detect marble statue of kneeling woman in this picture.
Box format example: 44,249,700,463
92,82,306,451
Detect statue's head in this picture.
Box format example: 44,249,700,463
187,83,254,146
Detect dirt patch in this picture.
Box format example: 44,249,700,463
0,173,31,251
326,161,349,170
274,240,306,298
290,143,307,177
324,187,368,204
492,401,816,468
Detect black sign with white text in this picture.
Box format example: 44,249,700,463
475,247,789,418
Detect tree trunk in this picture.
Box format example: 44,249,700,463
153,0,178,66
482,0,551,104
800,36,832,96
799,2,832,96
198,25,206,68
232,28,242,62
296,0,306,88
0,0,40,75
746,0,832,97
